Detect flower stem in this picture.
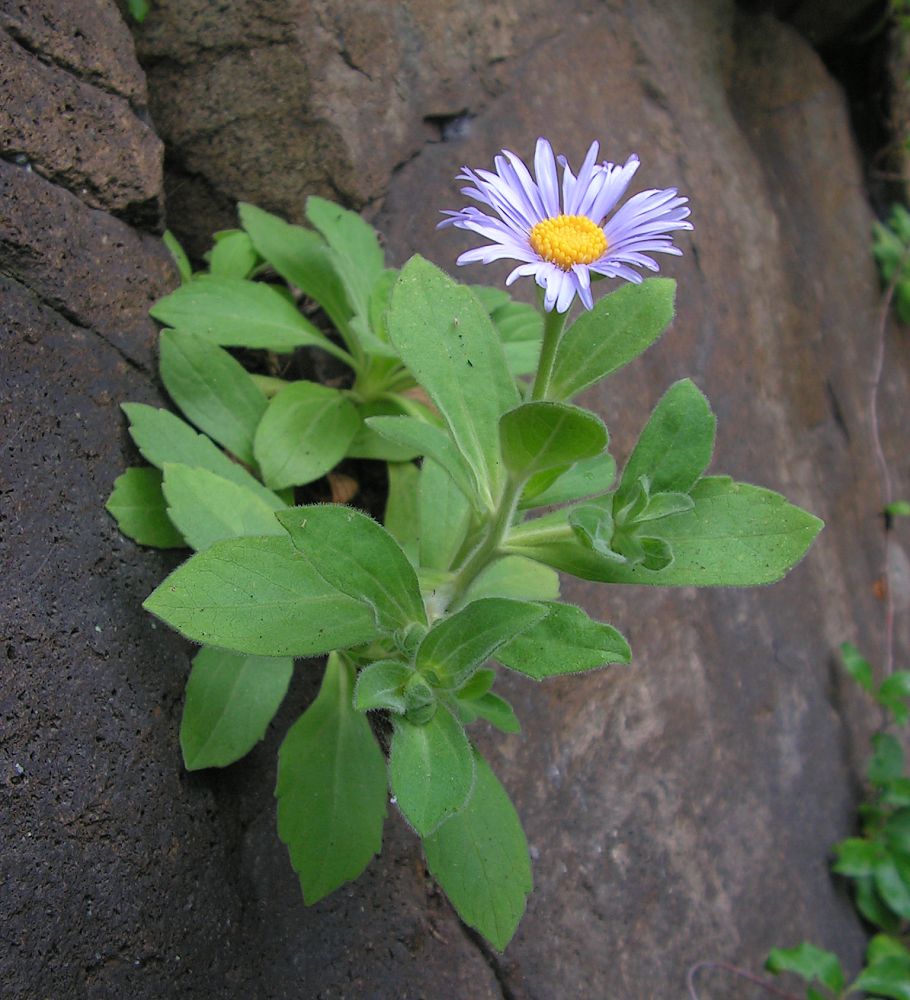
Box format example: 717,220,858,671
444,477,523,613
530,306,567,401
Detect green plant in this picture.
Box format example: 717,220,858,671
109,140,821,951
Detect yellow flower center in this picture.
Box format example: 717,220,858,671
529,214,608,270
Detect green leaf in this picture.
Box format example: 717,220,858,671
416,599,547,689
886,809,910,859
470,693,520,734
885,779,910,807
886,500,910,517
422,751,532,952
208,230,259,279
143,535,379,656
180,646,293,769
499,402,608,480
367,415,479,505
870,733,906,785
463,556,560,604
878,672,910,725
765,942,845,992
306,196,385,326
346,398,422,461
150,274,344,358
277,504,426,632
121,402,282,511
496,602,631,679
418,458,473,572
353,660,412,713
127,0,150,23
276,654,387,903
853,956,910,999
390,706,475,835
106,467,184,548
163,230,192,283
617,379,715,503
456,668,496,702
161,464,285,550
874,855,910,918
855,875,903,931
868,934,910,964
519,452,617,510
254,381,360,490
384,462,420,562
509,478,823,587
490,300,543,377
388,257,518,509
549,278,676,399
158,329,267,467
840,642,875,693
238,203,352,333
832,837,880,877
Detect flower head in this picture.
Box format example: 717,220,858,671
439,138,692,312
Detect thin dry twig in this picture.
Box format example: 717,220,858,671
686,960,802,1000
868,242,910,679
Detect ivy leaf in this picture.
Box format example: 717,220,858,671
853,956,910,1000
161,464,285,551
496,602,631,679
388,256,518,509
150,274,346,358
874,856,910,919
499,401,608,479
180,647,293,770
617,379,715,504
158,330,267,468
121,403,282,511
765,942,845,993
106,467,184,548
254,381,360,490
276,654,387,903
143,535,379,656
870,733,906,785
277,504,426,632
415,599,546,689
831,837,880,877
840,641,875,693
390,706,475,836
549,278,676,399
422,750,532,952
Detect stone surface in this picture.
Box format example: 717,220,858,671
0,29,163,219
5,0,910,998
0,0,148,105
133,0,557,257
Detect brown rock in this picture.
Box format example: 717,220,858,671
0,29,163,220
0,0,148,105
134,0,559,256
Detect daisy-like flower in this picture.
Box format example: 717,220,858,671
439,137,692,313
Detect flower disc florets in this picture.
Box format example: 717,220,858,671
439,137,693,313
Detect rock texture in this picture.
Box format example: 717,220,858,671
4,1,909,998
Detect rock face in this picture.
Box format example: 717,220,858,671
4,1,909,998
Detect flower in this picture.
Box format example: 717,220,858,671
439,137,692,313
